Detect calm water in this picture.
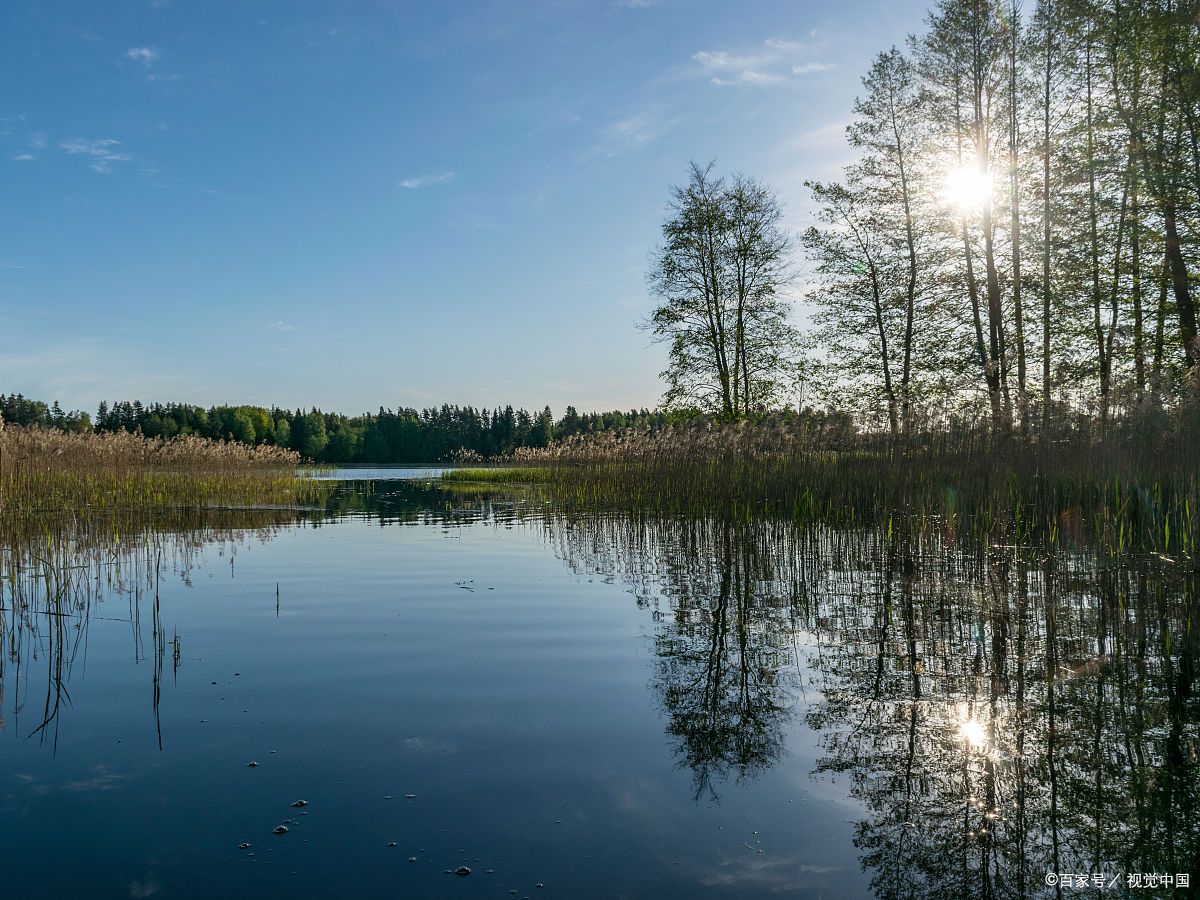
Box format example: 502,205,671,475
307,466,461,481
1,475,1196,898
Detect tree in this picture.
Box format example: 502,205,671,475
532,406,554,448
918,0,1015,432
645,162,799,417
807,47,933,439
295,409,328,460
805,178,906,437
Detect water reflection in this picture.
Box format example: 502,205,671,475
553,516,801,800
548,509,1200,895
0,484,527,750
2,481,1197,896
1,508,315,749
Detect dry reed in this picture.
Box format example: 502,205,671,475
0,421,319,522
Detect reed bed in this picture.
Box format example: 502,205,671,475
0,422,328,564
0,422,322,525
487,419,1200,559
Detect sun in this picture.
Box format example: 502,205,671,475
955,703,989,748
943,165,993,213
958,718,988,747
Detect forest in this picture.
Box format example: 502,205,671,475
0,393,686,463
801,0,1200,437
645,1,1200,443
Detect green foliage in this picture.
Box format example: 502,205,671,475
804,0,1200,436
440,467,551,484
1,393,91,433
84,397,671,463
646,162,799,417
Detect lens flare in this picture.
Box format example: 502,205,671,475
943,165,993,212
958,718,987,747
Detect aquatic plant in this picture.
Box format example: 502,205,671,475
481,418,1200,559
0,421,319,521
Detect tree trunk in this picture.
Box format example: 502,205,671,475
1009,0,1028,434
1085,23,1109,432
893,104,919,441
1163,202,1198,369
1102,168,1130,430
1042,7,1054,436
1131,168,1145,402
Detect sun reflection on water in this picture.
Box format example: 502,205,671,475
956,704,989,749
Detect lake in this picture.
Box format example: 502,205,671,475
1,472,1196,898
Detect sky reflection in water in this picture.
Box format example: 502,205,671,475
0,477,1195,898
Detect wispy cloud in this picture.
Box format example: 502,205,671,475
399,171,455,189
691,37,831,87
593,106,683,157
128,877,162,899
64,767,130,792
59,137,132,173
267,320,298,331
785,119,850,152
125,46,161,66
0,338,193,405
10,132,46,161
0,114,28,135
693,50,785,86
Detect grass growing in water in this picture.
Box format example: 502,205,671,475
442,467,552,485
495,419,1200,559
0,422,320,515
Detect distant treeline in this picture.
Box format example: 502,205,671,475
0,393,687,462
0,394,92,433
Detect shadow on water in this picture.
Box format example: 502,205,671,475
2,478,1197,895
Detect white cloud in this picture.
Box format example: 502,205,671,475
268,320,298,331
13,153,34,161
785,119,850,152
693,49,766,73
593,107,683,156
59,137,132,173
399,171,455,189
691,37,830,88
28,133,46,149
711,69,785,87
765,38,805,52
125,46,161,65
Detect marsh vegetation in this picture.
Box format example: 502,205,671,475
0,421,316,520
2,476,1195,895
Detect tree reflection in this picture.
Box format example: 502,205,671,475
553,515,804,799
653,521,795,800
548,507,1200,896
0,482,524,747
4,480,1197,895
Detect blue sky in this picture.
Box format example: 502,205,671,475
1,0,928,416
